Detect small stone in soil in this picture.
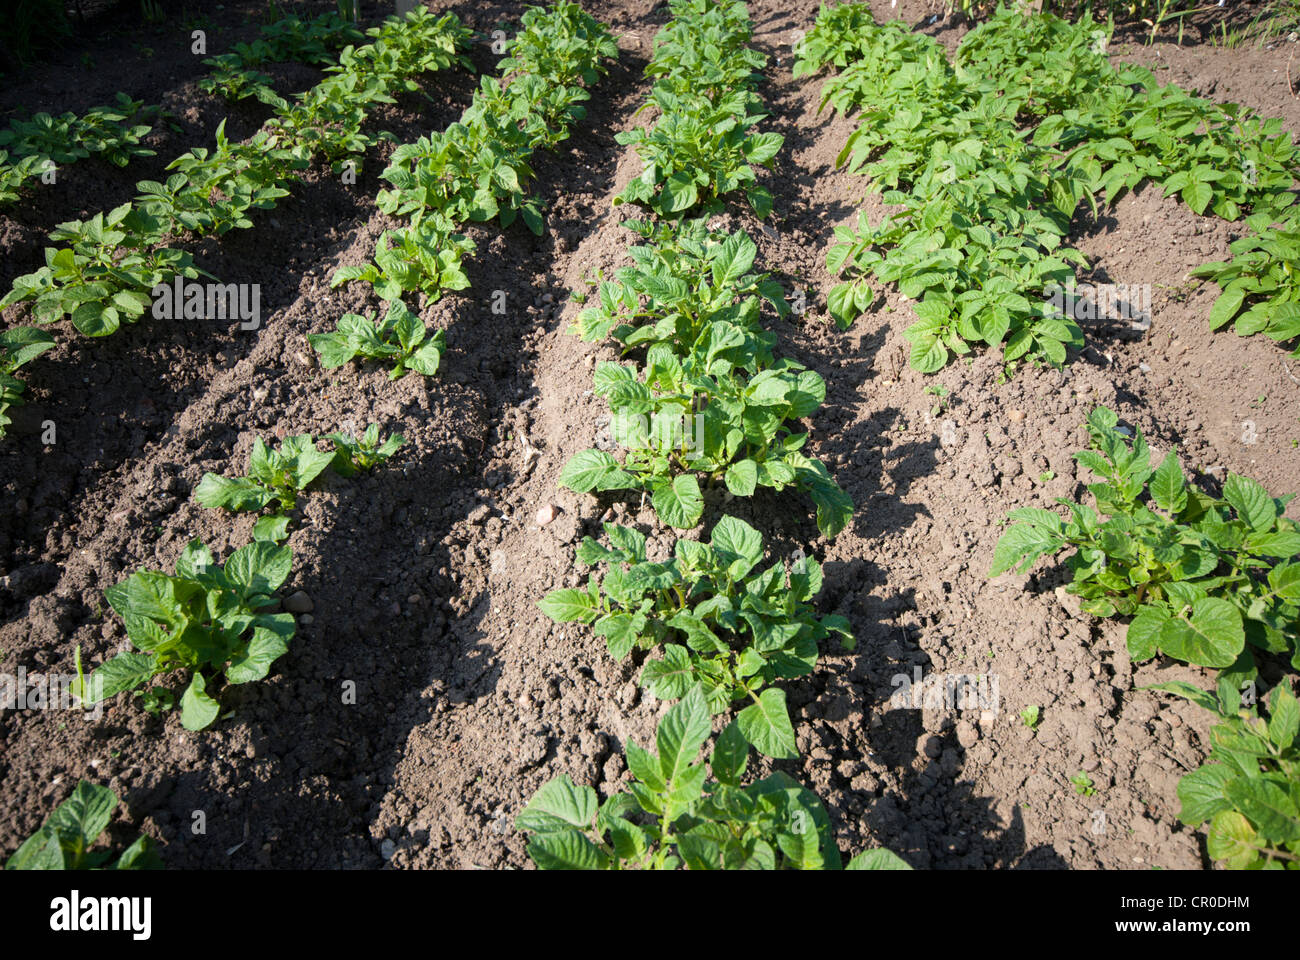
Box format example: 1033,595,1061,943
284,591,314,613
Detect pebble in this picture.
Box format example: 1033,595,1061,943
1008,409,1025,423
956,721,979,748
380,839,396,860
284,591,314,613
536,503,557,526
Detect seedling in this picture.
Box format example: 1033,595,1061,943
5,781,160,870
327,423,405,477
76,539,296,730
1071,772,1096,796
194,434,336,541
308,300,447,379
1020,705,1041,730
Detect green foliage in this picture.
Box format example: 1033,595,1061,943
614,0,780,218
194,434,338,540
990,407,1300,675
562,219,850,537
308,299,447,378
1,9,474,351
0,94,161,204
1191,215,1300,357
1070,771,1096,796
200,9,366,103
327,423,405,477
1154,679,1300,870
0,326,56,437
6,781,160,871
334,3,618,304
1021,705,1040,730
0,202,207,337
796,4,1300,367
516,685,910,869
79,539,296,731
539,516,852,757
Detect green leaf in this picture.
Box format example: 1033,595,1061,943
525,830,609,870
1206,810,1258,868
657,685,711,783
538,588,599,623
85,651,158,702
515,775,598,834
1149,450,1187,514
1223,474,1276,532
179,672,220,730
845,848,912,870
652,475,703,529
724,459,758,496
559,449,621,493
47,781,117,851
1223,778,1300,843
737,688,797,759
1175,764,1233,826
710,720,749,787
1158,597,1245,669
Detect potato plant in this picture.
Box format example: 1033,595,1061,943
796,5,1300,368
77,539,297,731
1,8,474,347
6,782,160,871
991,407,1300,679
517,685,909,870
333,3,619,304
540,516,851,758
1154,679,1300,870
0,326,56,438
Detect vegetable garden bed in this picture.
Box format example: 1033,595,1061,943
0,0,1298,870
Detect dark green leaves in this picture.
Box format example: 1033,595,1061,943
5,781,161,871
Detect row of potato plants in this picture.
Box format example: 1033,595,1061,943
1,9,373,208
793,4,1299,372
4,2,624,872
801,3,1299,869
0,94,164,206
524,0,904,871
199,9,369,106
0,8,475,441
322,1,619,316
957,7,1300,356
992,408,1300,869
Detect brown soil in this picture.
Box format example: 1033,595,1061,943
0,0,1297,870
